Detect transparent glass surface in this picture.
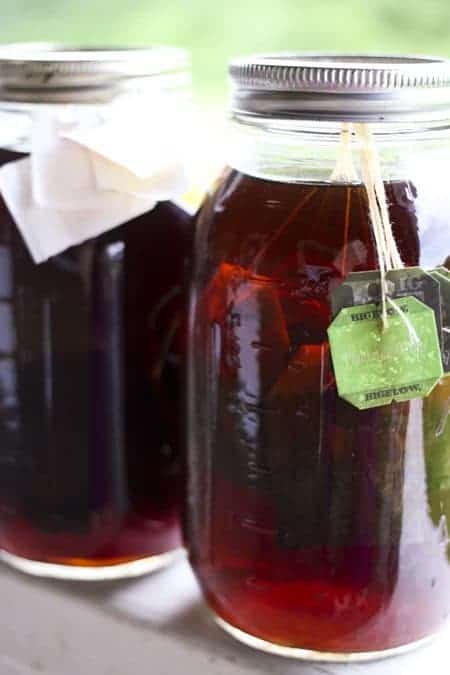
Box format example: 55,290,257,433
186,119,450,655
0,132,192,572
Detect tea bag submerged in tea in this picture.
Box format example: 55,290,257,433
424,379,450,563
430,267,450,373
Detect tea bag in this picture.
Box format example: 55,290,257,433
430,267,450,373
328,124,443,408
328,296,443,409
423,378,450,562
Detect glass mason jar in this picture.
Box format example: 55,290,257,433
187,55,450,661
0,44,193,579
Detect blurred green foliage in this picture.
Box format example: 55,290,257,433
1,0,450,104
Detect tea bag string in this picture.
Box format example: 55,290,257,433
330,123,358,183
332,123,418,343
354,123,389,325
354,124,403,271
354,123,410,333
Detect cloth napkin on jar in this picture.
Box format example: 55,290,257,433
0,104,190,263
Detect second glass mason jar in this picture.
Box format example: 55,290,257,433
187,55,450,661
0,44,193,579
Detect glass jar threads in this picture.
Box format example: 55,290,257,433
186,55,450,660
0,43,193,579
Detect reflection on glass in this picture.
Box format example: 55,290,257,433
0,148,192,569
187,171,450,653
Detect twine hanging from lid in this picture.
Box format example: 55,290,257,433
331,122,414,333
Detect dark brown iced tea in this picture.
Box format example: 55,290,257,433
0,149,191,569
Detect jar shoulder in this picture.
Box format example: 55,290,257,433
195,168,450,276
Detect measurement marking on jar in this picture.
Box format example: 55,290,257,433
235,515,277,536
287,360,305,372
251,341,274,352
243,401,280,415
295,407,310,418
333,589,369,615
247,461,272,477
245,576,271,590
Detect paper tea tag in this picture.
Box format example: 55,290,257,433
332,266,441,321
331,267,443,350
430,267,450,373
328,296,443,410
433,266,450,279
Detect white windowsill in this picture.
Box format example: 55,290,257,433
0,557,448,675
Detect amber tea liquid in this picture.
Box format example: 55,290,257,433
187,169,450,653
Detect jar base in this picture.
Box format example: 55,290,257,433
0,547,185,581
214,615,438,663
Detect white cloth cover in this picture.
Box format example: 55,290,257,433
0,103,190,263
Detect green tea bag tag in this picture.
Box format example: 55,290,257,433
430,267,450,373
328,296,443,409
331,267,442,342
432,266,450,279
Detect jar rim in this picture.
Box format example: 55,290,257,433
229,53,450,122
0,43,190,104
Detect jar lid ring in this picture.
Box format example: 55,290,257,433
0,43,190,104
229,53,450,122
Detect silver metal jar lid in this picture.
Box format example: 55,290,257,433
229,54,450,122
0,43,190,104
